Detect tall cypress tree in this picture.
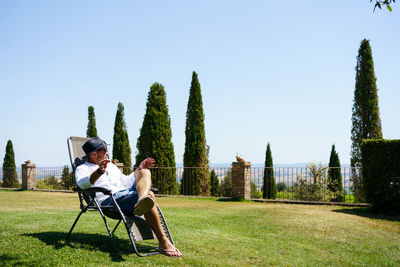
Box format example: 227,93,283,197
210,170,220,196
351,39,382,202
263,143,276,199
181,71,210,196
327,144,344,202
2,140,19,188
86,106,98,138
112,102,132,174
135,83,177,194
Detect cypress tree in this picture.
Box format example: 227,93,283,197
86,106,98,138
2,140,19,188
135,83,177,194
327,145,344,202
112,102,132,174
210,170,220,196
351,39,382,202
181,71,210,196
60,165,74,190
263,143,277,199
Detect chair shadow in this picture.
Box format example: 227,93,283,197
22,231,156,262
331,207,400,222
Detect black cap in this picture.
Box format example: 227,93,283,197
82,137,109,160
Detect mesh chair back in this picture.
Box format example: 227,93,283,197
68,136,91,171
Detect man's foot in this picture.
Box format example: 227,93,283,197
158,238,182,257
157,248,182,258
134,196,154,216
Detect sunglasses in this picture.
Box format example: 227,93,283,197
97,148,108,153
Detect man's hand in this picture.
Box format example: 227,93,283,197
139,158,155,169
98,158,110,173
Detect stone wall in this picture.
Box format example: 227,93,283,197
232,161,251,199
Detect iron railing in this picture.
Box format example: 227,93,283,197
0,166,361,203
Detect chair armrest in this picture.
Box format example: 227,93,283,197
151,187,158,193
73,186,157,195
73,187,112,195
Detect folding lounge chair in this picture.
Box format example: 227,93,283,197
66,136,174,257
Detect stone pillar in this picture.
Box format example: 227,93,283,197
22,163,36,190
232,161,251,199
115,162,124,173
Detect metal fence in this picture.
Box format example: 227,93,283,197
0,166,361,203
250,167,359,203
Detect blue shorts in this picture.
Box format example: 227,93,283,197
101,182,138,216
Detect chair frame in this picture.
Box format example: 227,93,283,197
65,136,174,257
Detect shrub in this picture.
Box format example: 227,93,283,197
292,163,341,202
220,169,232,197
276,182,287,192
60,166,74,190
210,170,220,196
361,139,400,214
37,175,63,190
251,181,260,198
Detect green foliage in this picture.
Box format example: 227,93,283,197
361,139,400,214
351,39,382,202
327,145,344,202
2,140,19,188
86,106,98,138
251,181,260,198
220,168,232,197
371,0,396,12
60,165,74,190
263,143,277,199
276,182,287,192
112,102,132,174
181,72,210,195
135,83,177,194
210,169,220,196
293,163,341,202
37,175,63,190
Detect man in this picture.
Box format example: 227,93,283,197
75,137,182,257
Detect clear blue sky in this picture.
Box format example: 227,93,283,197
0,1,399,166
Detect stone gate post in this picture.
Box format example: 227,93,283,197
22,163,36,190
232,161,251,199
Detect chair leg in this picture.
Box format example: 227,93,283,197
66,206,88,241
95,204,120,251
157,204,174,245
121,219,159,257
112,220,121,234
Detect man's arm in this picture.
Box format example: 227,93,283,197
89,158,110,184
134,158,156,177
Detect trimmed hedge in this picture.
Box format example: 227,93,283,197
361,139,400,214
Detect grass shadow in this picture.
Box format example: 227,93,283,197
332,207,400,222
0,253,43,266
217,197,249,202
23,231,157,262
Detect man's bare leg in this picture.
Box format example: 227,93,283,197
133,169,182,257
144,192,182,257
135,169,152,202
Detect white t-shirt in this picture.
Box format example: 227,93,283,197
75,161,136,203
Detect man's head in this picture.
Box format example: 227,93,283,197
82,137,109,164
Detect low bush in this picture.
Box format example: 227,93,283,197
292,163,341,202
36,175,63,190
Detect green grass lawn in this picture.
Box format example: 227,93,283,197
0,190,399,266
